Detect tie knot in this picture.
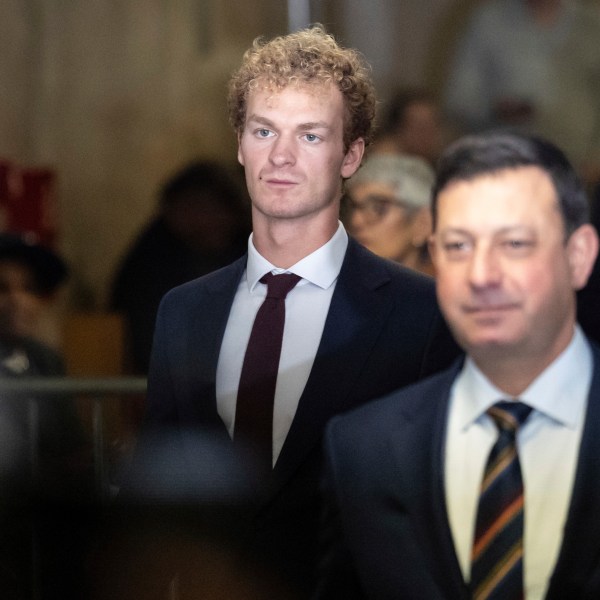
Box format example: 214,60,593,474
260,272,301,300
487,400,532,433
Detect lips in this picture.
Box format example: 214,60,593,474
264,177,297,186
465,304,516,313
463,304,520,322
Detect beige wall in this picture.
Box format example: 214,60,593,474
0,0,457,310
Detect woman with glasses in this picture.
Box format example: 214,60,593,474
345,153,436,276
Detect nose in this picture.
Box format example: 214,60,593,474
468,245,502,289
269,134,296,167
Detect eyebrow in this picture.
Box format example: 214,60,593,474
440,225,534,237
297,121,331,131
246,114,332,131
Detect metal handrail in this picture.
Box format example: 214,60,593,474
0,376,147,500
0,376,147,396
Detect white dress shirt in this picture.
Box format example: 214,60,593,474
445,326,592,600
216,222,348,465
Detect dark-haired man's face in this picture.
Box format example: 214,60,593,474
430,166,598,373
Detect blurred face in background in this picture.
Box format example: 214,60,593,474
0,260,44,342
396,100,444,165
347,180,432,270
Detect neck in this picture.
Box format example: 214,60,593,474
475,358,543,398
252,216,339,269
472,332,574,397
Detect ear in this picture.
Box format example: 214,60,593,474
237,131,245,167
567,224,599,290
340,138,365,179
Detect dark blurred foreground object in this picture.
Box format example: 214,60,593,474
110,160,250,374
0,233,92,599
89,428,298,600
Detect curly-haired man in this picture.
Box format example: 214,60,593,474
141,25,459,597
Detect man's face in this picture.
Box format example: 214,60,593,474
430,166,596,368
237,82,363,227
0,260,44,341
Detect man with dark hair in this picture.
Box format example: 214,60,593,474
318,133,600,599
136,24,458,597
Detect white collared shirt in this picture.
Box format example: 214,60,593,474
445,326,592,600
216,222,348,465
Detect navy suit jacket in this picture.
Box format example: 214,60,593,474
141,238,459,594
318,341,600,599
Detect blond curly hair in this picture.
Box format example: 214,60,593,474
227,24,376,151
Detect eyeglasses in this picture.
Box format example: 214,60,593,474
345,194,406,224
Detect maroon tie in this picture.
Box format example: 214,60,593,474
234,272,301,470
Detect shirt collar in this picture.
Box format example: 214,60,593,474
245,221,348,291
455,326,592,431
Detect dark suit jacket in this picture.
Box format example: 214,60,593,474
318,341,600,600
140,238,460,596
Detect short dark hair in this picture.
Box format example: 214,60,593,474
432,132,590,237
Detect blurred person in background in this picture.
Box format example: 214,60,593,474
0,233,68,377
0,233,86,472
443,0,600,185
371,88,445,167
110,160,251,375
345,153,436,276
0,233,91,599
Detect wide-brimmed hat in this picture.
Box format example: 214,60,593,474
0,233,68,294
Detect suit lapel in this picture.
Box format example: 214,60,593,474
546,343,600,598
387,364,469,600
273,240,395,485
188,257,246,429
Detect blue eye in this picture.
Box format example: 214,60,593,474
256,128,272,138
304,133,320,143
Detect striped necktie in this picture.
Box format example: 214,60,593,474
470,401,532,600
